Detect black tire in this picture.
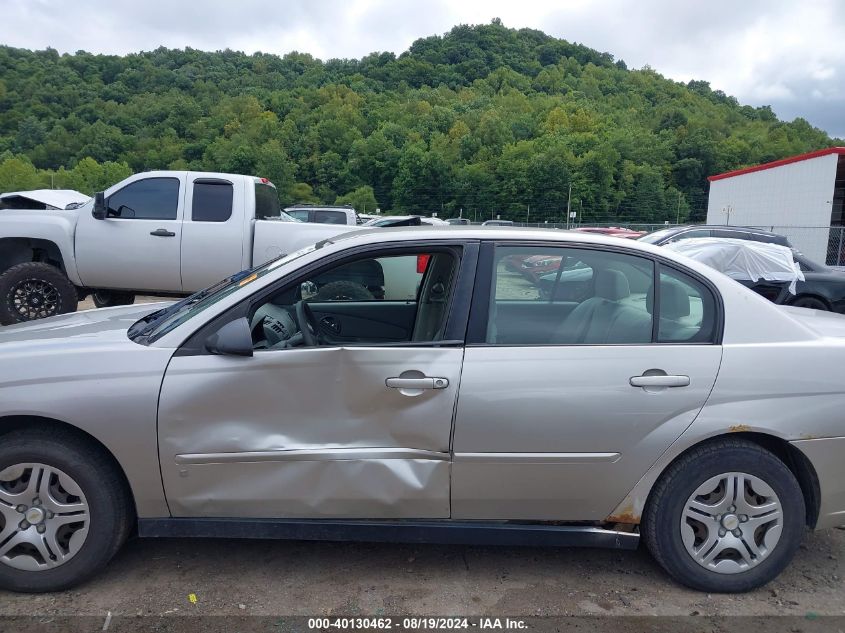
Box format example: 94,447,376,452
0,428,134,592
92,290,136,309
643,438,805,593
789,295,828,311
314,280,374,302
0,262,78,325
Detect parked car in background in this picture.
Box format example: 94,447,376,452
666,237,845,313
0,189,90,211
446,218,471,225
2,228,845,594
283,204,358,226
0,171,359,325
482,219,514,226
640,225,791,247
571,226,645,239
365,215,448,227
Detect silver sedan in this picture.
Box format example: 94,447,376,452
0,227,843,593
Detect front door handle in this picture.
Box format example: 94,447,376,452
630,374,690,388
150,228,176,237
386,377,449,390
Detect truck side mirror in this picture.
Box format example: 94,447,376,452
204,318,254,357
92,192,107,220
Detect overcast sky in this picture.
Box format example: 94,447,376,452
3,0,844,138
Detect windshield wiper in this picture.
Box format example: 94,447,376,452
130,268,257,341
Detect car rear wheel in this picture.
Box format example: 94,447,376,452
0,262,79,325
789,296,828,311
0,428,133,592
643,438,805,592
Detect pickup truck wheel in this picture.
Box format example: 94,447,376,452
0,263,79,325
314,281,374,302
0,428,133,592
92,291,136,309
643,439,805,592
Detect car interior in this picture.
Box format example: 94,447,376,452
249,250,459,350
488,247,708,345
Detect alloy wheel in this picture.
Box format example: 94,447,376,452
9,279,60,321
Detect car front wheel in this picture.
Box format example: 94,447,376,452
0,428,133,592
643,438,805,592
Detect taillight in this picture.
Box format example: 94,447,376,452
417,254,431,274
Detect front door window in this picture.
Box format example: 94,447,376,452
250,250,459,350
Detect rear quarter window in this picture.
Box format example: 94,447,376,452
255,183,281,220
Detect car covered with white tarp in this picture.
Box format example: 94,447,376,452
664,238,805,295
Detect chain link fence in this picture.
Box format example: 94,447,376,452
748,225,845,268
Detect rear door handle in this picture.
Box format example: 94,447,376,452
150,229,176,237
386,377,449,390
630,374,690,388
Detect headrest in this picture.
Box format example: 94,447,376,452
595,269,630,301
646,279,691,319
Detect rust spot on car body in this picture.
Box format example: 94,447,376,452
729,424,752,433
606,504,640,525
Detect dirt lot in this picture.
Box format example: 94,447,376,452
0,530,843,618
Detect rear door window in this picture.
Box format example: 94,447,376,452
192,180,233,222
254,183,281,220
488,246,654,345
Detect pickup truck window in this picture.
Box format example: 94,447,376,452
192,180,233,222
313,210,348,224
286,210,309,221
255,182,282,220
107,177,179,220
132,243,320,344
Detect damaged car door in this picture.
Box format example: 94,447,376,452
157,243,474,519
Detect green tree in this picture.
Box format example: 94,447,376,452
336,185,379,213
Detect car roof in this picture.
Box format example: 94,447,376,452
326,225,670,255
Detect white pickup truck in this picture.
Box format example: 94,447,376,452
0,171,359,324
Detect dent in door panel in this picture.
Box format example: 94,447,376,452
159,347,463,454
165,458,449,518
158,346,463,518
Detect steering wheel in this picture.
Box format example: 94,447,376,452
294,300,319,346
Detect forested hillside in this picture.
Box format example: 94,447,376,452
0,20,839,222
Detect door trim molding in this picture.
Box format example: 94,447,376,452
174,447,450,465
454,452,621,463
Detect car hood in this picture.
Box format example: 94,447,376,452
0,302,171,347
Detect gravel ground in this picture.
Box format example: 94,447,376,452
0,529,843,617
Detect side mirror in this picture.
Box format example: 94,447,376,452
92,192,107,220
204,318,253,357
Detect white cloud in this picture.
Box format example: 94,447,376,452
2,0,843,137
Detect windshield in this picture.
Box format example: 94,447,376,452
128,244,318,344
638,228,678,244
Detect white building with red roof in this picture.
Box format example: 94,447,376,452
706,148,845,264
